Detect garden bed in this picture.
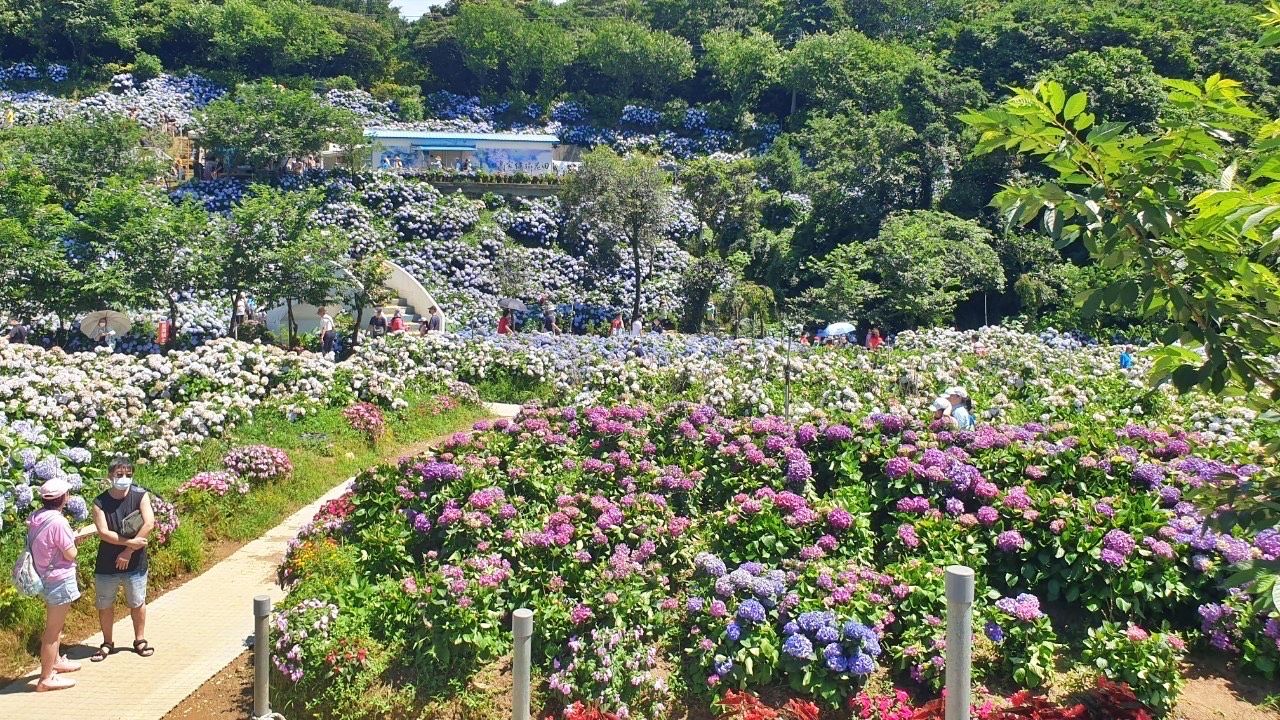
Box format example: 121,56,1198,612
0,390,485,681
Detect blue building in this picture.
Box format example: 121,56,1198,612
363,129,565,174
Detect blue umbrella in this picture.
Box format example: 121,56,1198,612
825,321,856,336
814,329,829,338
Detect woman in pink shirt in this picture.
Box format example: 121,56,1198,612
27,478,82,691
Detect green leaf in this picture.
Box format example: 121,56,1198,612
1063,92,1087,120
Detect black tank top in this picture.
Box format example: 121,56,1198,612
94,487,149,575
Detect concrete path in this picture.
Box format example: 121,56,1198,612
0,402,521,720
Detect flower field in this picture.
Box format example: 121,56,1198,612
268,327,1280,719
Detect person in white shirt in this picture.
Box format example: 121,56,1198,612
318,307,336,358
631,318,643,337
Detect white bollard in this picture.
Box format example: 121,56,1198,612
944,566,975,720
512,608,534,720
254,595,272,720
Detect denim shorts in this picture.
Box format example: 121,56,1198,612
94,571,148,610
42,575,81,607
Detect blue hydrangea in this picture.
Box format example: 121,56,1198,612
825,653,848,672
32,456,62,481
714,657,734,675
65,495,88,522
850,651,875,675
985,621,1004,643
686,596,705,613
782,634,814,659
61,447,92,466
797,611,834,633
862,635,882,658
843,621,868,640
725,622,742,642
782,621,799,636
13,484,33,509
815,625,840,643
736,599,766,624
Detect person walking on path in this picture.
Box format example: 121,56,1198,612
368,310,388,338
90,456,156,663
542,301,560,335
389,309,405,333
317,307,336,359
93,317,116,351
1120,345,1134,370
631,316,643,337
610,312,624,337
497,309,515,335
7,318,29,344
426,306,443,334
28,478,82,692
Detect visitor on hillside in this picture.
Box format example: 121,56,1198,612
7,317,29,344
318,307,336,359
946,386,975,430
651,318,664,334
90,456,155,663
426,306,443,334
631,316,643,337
1120,346,1134,370
94,318,116,351
610,312,624,336
389,309,405,333
498,309,515,335
28,477,82,692
705,301,716,326
29,476,83,691
867,327,884,350
232,292,247,325
430,155,443,171
542,302,560,335
930,396,952,424
368,310,388,338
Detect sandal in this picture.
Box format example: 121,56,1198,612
133,639,155,657
90,642,114,662
53,655,81,673
36,674,76,692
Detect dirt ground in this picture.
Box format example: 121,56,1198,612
163,650,1280,720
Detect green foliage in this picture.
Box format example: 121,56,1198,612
961,75,1280,398
0,153,78,319
700,29,781,111
562,147,672,319
578,19,695,100
800,210,1005,328
0,115,160,206
1080,622,1186,715
196,80,361,176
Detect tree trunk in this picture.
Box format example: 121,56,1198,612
167,295,179,350
630,235,643,323
351,303,364,350
286,298,297,349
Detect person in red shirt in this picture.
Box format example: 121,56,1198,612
388,309,405,333
497,309,515,335
867,327,884,350
609,312,624,336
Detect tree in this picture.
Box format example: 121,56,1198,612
576,19,694,99
799,210,1005,328
221,185,349,346
346,253,394,349
196,80,361,177
71,181,220,346
700,28,781,111
960,75,1280,397
562,147,671,322
679,155,761,256
208,0,346,76
0,153,79,322
0,115,161,207
1040,48,1165,131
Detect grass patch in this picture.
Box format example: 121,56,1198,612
0,390,486,681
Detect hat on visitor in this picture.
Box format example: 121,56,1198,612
38,477,71,500
945,386,969,398
930,397,950,412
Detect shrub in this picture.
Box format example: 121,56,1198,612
224,445,293,484
983,593,1059,689
132,52,163,82
1080,622,1184,715
343,402,387,443
177,470,250,498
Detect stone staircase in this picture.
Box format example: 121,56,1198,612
379,294,423,332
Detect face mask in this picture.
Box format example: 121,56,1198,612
112,474,133,490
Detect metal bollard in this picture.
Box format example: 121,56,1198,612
254,595,272,720
512,608,534,720
944,566,975,720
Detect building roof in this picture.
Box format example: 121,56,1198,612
364,128,559,144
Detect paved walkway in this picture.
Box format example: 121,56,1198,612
0,402,521,720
